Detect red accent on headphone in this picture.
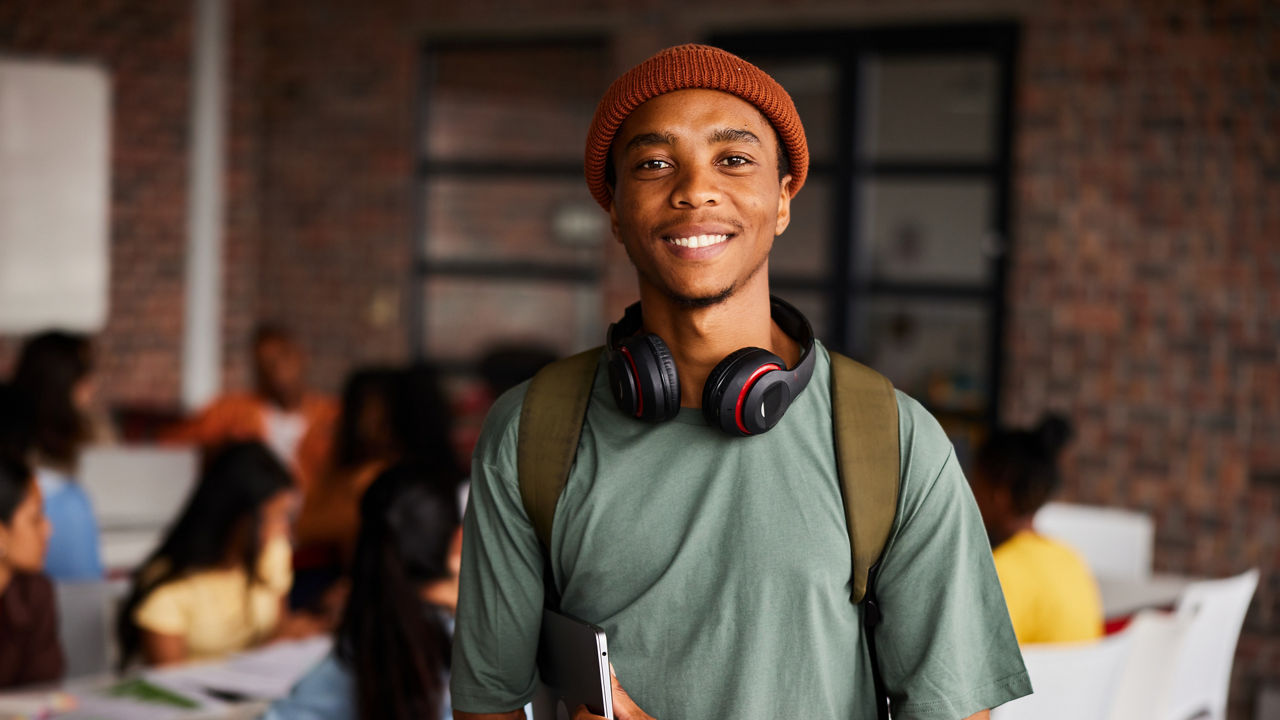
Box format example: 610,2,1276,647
734,363,781,435
621,346,644,418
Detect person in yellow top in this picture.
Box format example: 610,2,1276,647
969,414,1104,644
116,442,321,667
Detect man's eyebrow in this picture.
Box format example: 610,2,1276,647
708,128,761,145
624,132,678,152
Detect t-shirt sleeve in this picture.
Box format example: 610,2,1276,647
449,384,547,714
873,393,1032,720
134,581,190,637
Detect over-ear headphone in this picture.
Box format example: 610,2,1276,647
605,296,817,436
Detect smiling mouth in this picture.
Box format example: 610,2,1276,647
664,234,731,249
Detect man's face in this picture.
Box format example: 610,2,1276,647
608,89,792,308
254,337,305,409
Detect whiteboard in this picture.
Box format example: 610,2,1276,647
0,58,111,332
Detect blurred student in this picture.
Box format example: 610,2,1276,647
293,368,399,556
969,414,1104,644
0,412,64,687
296,365,462,560
292,365,463,612
10,331,110,581
116,442,312,667
290,367,399,612
264,462,461,720
164,325,337,492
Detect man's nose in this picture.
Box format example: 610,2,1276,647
670,164,721,208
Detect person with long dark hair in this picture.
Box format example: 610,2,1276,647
0,386,63,687
294,368,400,555
116,442,301,667
292,364,463,612
264,462,461,720
10,331,109,581
969,413,1104,644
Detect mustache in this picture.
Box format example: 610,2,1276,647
652,217,744,237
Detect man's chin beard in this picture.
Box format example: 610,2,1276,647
667,285,734,309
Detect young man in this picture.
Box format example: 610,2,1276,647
452,44,1031,720
164,325,337,492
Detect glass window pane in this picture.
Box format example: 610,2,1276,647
424,278,601,362
854,297,989,414
771,173,832,278
856,179,995,285
424,177,607,265
424,42,613,162
862,55,998,162
751,58,839,163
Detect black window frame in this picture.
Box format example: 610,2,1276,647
411,35,613,373
709,23,1019,431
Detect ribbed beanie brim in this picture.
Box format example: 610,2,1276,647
584,44,809,210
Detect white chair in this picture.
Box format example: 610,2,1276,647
54,579,126,678
1162,569,1259,720
1034,502,1154,581
1107,570,1260,720
1108,610,1188,720
79,445,199,572
992,630,1134,720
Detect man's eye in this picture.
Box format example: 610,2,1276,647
721,155,752,167
638,159,671,170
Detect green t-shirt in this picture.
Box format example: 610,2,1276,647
451,343,1031,719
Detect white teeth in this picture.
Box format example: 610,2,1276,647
667,234,729,248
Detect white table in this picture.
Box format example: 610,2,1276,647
1098,573,1197,619
0,636,330,720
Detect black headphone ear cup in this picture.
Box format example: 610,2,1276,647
701,348,784,434
609,334,680,422
606,344,642,418
642,334,681,421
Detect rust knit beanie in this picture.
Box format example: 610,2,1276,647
584,43,809,210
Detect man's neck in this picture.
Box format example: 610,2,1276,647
637,285,800,409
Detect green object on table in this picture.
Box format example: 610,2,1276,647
105,677,201,709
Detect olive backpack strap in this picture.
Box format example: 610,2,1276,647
517,347,602,610
829,350,901,720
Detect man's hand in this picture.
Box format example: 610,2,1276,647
572,667,654,720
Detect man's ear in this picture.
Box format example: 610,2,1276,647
774,174,793,237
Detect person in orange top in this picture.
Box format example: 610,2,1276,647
164,325,337,493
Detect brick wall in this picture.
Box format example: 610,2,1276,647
0,0,194,407
248,0,417,391
1005,1,1280,715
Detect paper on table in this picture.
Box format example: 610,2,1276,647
54,682,218,720
147,637,332,702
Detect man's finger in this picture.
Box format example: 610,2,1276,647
608,666,653,720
